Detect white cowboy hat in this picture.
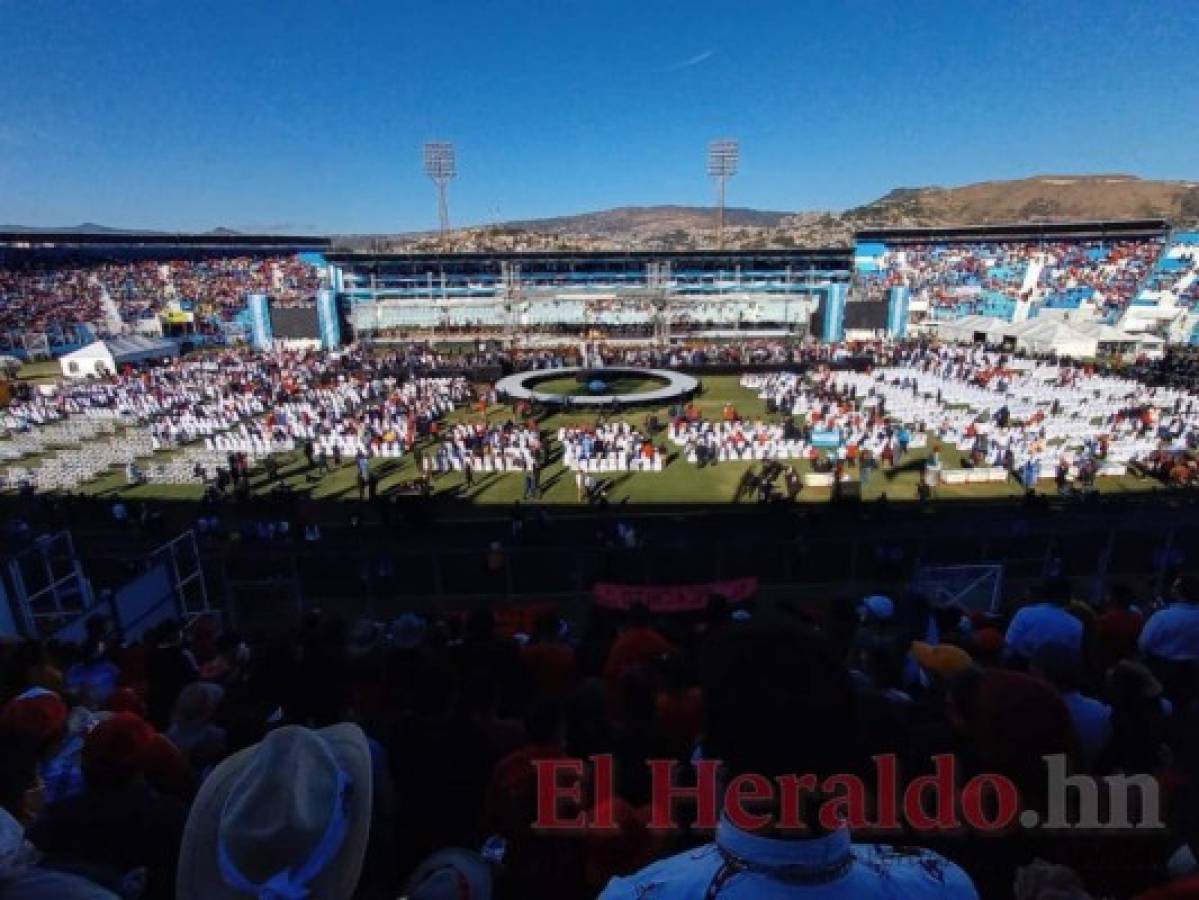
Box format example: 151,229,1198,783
177,723,372,900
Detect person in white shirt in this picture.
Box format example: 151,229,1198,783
600,620,978,900
1139,576,1199,662
1005,578,1084,661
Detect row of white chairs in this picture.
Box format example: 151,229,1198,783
566,452,665,473
426,451,535,473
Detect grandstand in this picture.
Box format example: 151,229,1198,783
329,247,850,341
4,223,1199,358
0,231,331,358
853,220,1177,350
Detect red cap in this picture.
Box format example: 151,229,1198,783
140,732,193,798
0,688,68,751
83,712,154,787
972,627,1005,657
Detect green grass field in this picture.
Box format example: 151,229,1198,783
15,359,62,384
43,373,1164,508
527,372,669,397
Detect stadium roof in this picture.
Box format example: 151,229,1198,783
326,247,851,266
0,231,331,250
855,219,1169,244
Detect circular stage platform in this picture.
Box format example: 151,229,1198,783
495,367,699,408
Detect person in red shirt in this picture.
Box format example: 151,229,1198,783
521,613,578,701
654,653,703,749
481,701,583,900
1096,582,1145,671
603,604,672,703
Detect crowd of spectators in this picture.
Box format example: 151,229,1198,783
559,422,663,473
4,569,1199,897
1,349,473,493
745,346,1198,484
359,339,867,375
1124,348,1199,390
867,240,1164,319
0,255,322,338
0,264,105,335
1141,241,1199,302
429,421,544,476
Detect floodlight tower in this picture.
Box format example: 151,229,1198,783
707,139,739,249
423,141,456,244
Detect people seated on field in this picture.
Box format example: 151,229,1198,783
3,347,472,491
560,422,658,470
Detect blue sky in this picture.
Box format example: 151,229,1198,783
0,0,1196,233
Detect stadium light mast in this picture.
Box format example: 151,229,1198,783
706,139,739,249
423,141,456,245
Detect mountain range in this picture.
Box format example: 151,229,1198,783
6,174,1197,248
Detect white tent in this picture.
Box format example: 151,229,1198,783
935,315,1109,358
935,315,1002,343
1011,320,1097,357
59,336,179,379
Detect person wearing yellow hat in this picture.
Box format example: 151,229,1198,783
910,640,974,679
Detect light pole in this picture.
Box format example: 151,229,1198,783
423,142,456,247
707,139,739,250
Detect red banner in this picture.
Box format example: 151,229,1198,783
445,603,557,638
592,577,758,613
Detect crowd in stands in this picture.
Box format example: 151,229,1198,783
0,255,321,337
1041,242,1160,316
0,264,104,334
1142,240,1199,303
5,565,1199,897
868,240,1164,319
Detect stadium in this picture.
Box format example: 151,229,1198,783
2,218,1198,894
4,2,1199,896
2,220,1195,514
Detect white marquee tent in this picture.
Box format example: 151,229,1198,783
59,336,179,379
934,315,1158,358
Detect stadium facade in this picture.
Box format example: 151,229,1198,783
327,247,850,341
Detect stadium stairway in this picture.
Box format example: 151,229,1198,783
1020,254,1046,295
1131,229,1177,301
91,275,125,333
